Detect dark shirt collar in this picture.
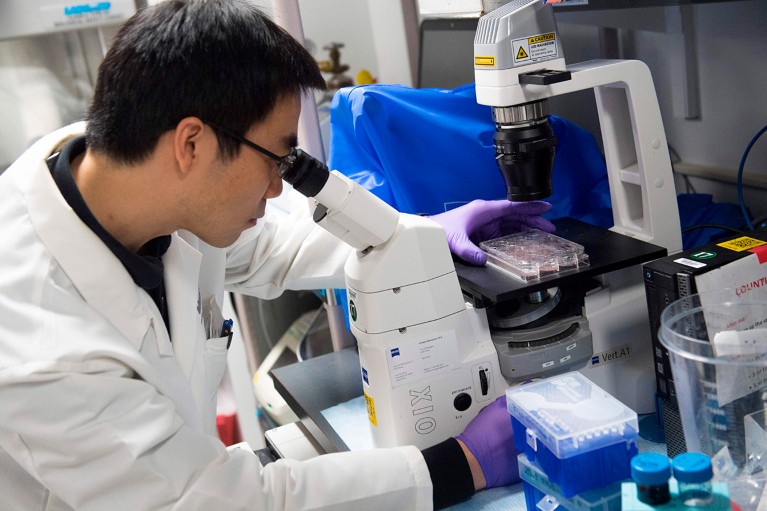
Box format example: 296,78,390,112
47,135,171,294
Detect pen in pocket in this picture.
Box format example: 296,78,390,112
221,319,234,348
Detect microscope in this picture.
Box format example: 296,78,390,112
469,0,682,415
280,0,681,451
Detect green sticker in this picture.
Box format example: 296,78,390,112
349,300,358,322
690,250,716,260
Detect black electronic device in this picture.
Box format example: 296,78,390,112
642,227,767,457
417,17,478,89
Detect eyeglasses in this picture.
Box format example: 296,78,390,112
207,122,296,177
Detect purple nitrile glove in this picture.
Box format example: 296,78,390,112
429,199,555,266
456,396,520,489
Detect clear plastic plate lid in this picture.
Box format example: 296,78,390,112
480,229,589,282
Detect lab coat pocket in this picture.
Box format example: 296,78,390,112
204,335,229,402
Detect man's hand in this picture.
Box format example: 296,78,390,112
429,200,555,265
456,396,520,490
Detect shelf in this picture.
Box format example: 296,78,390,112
551,0,748,12
674,161,767,191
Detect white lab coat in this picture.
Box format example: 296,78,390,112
0,123,433,511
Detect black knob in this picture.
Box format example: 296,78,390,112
454,393,472,412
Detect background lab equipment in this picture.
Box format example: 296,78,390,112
0,1,139,173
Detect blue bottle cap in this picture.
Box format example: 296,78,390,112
631,453,671,486
672,452,713,483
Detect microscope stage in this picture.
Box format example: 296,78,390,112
456,217,667,307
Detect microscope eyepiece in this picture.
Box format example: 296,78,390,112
493,100,557,202
279,148,330,198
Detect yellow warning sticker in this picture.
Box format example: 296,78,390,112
364,391,377,426
717,236,767,252
512,32,558,64
528,33,556,44
475,55,495,67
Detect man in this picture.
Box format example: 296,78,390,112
0,1,554,509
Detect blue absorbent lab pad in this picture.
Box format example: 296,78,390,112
506,372,639,497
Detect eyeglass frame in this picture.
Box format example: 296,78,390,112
206,121,297,177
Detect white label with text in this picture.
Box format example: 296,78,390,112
386,331,459,389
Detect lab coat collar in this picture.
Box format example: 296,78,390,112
163,234,203,379
20,124,153,350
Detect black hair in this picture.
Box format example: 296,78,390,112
85,0,326,164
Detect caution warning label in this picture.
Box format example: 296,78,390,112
513,32,558,64
717,236,767,252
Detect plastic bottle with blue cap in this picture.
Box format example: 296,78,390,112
630,452,672,506
672,452,714,507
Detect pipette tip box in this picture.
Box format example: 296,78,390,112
506,372,638,497
480,229,589,282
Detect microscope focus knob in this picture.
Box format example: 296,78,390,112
453,393,472,412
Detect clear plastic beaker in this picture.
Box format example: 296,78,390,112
659,291,767,478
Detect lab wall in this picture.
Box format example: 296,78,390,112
297,0,767,222
633,2,767,171
247,0,405,90
0,33,92,170
298,0,378,91
632,1,767,221
555,1,767,222
297,0,418,91
0,22,121,173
